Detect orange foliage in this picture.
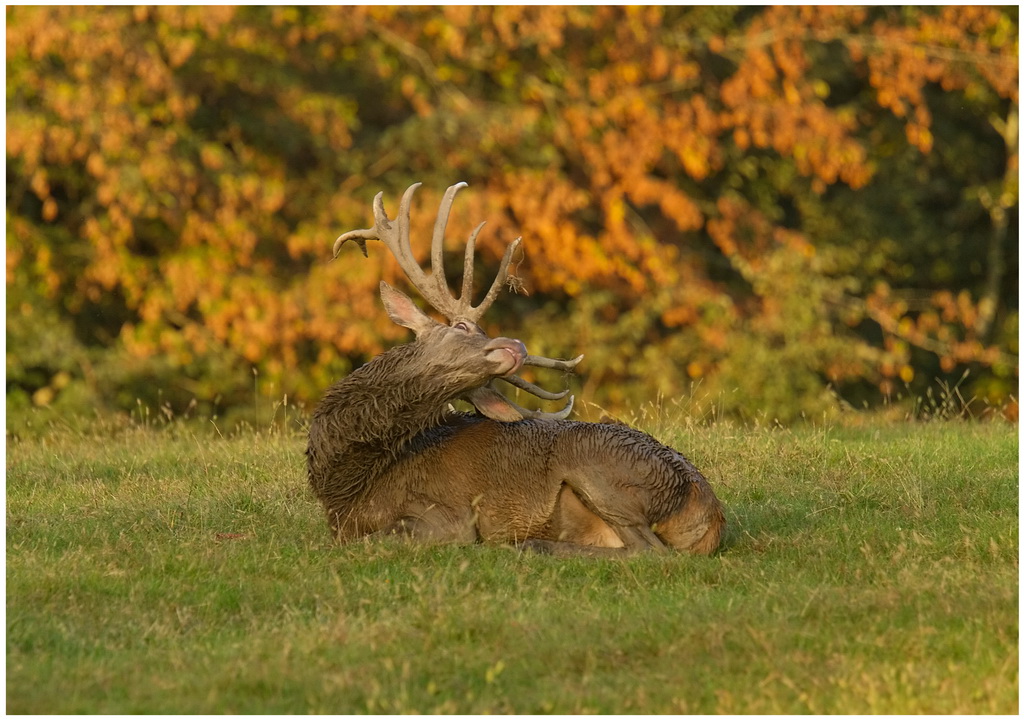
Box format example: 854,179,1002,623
6,6,1018,419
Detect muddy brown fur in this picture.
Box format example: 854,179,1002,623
307,285,725,556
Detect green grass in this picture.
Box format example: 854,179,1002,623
6,417,1018,713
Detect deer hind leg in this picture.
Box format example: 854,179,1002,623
547,484,625,548
558,473,668,553
516,485,660,556
650,484,726,555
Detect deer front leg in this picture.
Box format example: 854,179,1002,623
376,498,480,544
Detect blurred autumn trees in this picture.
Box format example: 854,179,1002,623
6,6,1019,428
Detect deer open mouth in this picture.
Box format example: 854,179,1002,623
485,338,527,376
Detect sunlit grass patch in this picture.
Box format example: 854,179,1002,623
6,418,1017,713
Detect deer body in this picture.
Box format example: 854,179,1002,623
307,298,725,554
308,182,725,556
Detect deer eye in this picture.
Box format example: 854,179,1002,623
453,321,471,332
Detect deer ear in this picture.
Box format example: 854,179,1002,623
379,281,435,335
463,386,526,422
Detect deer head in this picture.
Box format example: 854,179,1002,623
380,279,528,380
334,182,581,421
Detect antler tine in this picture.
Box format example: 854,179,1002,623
469,236,521,321
463,384,576,422
332,191,389,258
412,181,519,324
500,374,571,401
507,393,576,421
429,181,506,324
524,353,585,372
461,220,487,311
430,182,468,308
332,228,374,258
335,182,469,318
392,183,434,293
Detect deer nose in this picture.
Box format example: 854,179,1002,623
484,337,527,376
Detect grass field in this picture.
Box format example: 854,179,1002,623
6,415,1018,713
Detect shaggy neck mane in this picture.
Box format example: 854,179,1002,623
318,342,469,444
307,340,475,506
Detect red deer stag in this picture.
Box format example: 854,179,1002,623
307,183,725,555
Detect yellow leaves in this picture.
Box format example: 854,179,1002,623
649,45,670,81
85,152,107,178
200,144,226,171
733,128,751,150
661,305,697,329
866,285,1011,386
861,8,1017,153
260,178,287,215
96,181,117,208
29,169,50,201
165,35,197,69
284,91,356,151
989,11,1017,49
606,197,626,229
399,73,418,100
782,80,801,106
681,144,712,182
652,184,703,232
774,228,814,258
905,123,934,153
616,62,642,85
720,35,873,188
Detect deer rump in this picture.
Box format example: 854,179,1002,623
308,182,726,556
311,413,725,556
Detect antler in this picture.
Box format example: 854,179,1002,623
334,182,583,421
